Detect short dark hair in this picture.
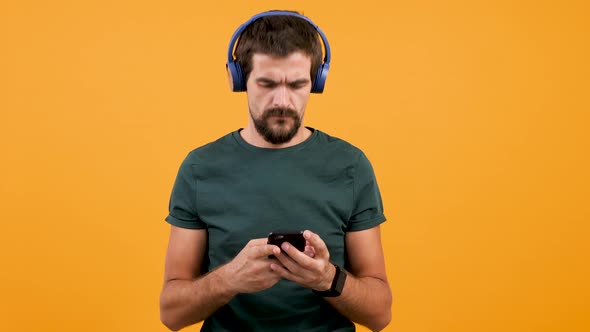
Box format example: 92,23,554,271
234,12,323,84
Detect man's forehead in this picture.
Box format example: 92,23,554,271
250,52,311,75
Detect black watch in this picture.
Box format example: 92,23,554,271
313,263,347,297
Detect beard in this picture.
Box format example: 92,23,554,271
251,107,302,144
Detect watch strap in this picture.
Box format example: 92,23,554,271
313,263,347,297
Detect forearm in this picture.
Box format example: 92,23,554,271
325,274,392,332
159,266,237,331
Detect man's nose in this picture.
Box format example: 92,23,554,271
272,85,290,108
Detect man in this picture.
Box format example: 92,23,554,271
160,11,392,331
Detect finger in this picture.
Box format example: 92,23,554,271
274,244,305,274
279,242,314,269
248,238,271,246
268,244,282,257
245,238,279,258
270,262,304,284
303,230,330,260
253,243,280,258
303,245,316,258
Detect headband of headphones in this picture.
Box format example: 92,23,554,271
226,10,331,93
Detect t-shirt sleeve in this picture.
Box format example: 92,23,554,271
165,154,207,229
347,151,386,231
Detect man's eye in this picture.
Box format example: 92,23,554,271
289,83,305,89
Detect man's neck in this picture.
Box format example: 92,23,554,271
240,125,312,149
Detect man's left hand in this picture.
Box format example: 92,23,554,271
270,230,336,291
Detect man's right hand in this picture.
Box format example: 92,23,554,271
221,238,282,294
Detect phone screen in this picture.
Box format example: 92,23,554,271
267,230,306,253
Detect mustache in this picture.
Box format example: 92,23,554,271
262,107,298,119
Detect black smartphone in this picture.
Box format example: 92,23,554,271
267,230,306,257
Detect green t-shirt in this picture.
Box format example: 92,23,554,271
166,128,386,331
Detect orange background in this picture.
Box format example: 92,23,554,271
1,0,589,331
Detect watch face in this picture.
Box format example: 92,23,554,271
334,265,347,294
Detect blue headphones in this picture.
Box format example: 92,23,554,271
226,11,331,93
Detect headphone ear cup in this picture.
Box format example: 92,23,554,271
227,61,246,92
311,62,329,93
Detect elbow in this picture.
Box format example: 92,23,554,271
160,310,186,332
160,309,180,331
367,289,392,331
368,309,391,332
159,294,185,331
357,303,391,331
